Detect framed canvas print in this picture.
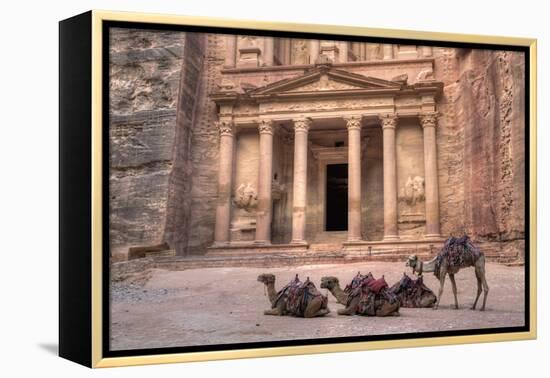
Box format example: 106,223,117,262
59,10,537,368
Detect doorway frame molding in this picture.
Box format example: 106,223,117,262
311,145,349,234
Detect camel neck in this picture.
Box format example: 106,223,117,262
330,284,349,304
420,256,437,273
266,282,278,305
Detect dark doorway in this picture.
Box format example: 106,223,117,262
325,164,348,231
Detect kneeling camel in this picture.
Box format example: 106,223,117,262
257,273,330,318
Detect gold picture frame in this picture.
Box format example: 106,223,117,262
59,9,537,368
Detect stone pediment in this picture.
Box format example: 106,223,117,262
249,67,402,97
286,76,365,92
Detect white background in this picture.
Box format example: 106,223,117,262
0,0,546,376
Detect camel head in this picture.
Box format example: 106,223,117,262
257,273,276,285
406,255,418,270
320,276,339,290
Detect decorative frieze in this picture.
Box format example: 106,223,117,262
260,98,392,114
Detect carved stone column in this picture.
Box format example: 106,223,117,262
224,35,237,68
255,119,274,244
280,38,291,65
420,112,441,238
214,120,235,245
310,40,320,63
346,116,362,242
380,113,399,240
339,42,349,63
291,118,311,244
264,37,274,66
382,44,393,60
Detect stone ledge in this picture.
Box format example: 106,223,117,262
206,242,309,257
109,239,522,274
220,58,435,74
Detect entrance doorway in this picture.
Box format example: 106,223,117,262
325,164,348,231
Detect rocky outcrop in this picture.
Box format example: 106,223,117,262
437,48,525,259
183,35,226,255
109,29,204,261
163,33,206,256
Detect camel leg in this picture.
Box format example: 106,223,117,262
434,269,447,310
337,297,358,315
263,308,283,316
304,297,323,318
376,301,400,316
472,269,483,310
337,306,356,316
264,301,286,316
479,263,489,311
448,273,459,309
315,307,331,317
421,294,437,308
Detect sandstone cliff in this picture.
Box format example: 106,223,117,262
109,29,204,260
436,48,525,258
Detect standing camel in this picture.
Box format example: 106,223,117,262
406,235,489,311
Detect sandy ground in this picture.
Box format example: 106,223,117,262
110,262,525,351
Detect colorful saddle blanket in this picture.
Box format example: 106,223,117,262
273,276,328,317
390,274,436,307
345,274,398,316
434,235,482,279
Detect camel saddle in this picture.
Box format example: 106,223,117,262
345,274,398,316
390,274,436,307
366,277,389,294
274,276,328,317
434,235,483,278
344,272,371,295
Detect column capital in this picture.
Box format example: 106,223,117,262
293,117,312,133
258,119,274,135
344,115,362,130
419,111,439,129
216,120,234,136
379,113,398,129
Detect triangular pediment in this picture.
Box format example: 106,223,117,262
249,66,402,96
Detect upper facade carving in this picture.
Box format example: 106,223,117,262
211,65,443,109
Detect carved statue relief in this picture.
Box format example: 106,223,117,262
399,175,426,221
366,43,382,60
291,39,310,65
233,183,258,212
238,35,260,49
286,76,363,92
403,175,425,206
